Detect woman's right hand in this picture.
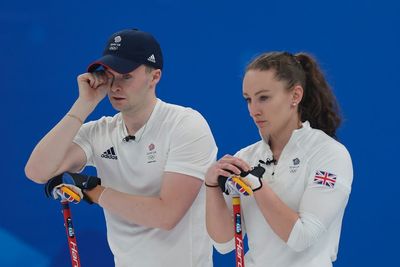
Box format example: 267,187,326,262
205,154,251,186
77,71,111,106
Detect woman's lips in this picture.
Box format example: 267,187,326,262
255,120,267,126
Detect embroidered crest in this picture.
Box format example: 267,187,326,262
146,143,157,163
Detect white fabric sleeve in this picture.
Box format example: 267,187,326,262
287,142,353,252
213,238,236,254
164,110,217,180
72,120,97,167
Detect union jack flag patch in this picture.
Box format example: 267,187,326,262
313,170,337,188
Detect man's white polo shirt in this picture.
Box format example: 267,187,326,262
74,99,217,267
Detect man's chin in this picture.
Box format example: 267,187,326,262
110,104,121,111
109,100,125,111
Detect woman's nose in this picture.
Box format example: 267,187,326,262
249,102,261,117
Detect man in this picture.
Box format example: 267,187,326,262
25,28,217,267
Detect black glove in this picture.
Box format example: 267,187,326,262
240,165,265,192
45,172,101,204
217,165,265,194
217,168,248,195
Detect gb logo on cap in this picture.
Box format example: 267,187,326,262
114,36,122,43
109,36,122,51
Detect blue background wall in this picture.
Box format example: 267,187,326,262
1,0,399,266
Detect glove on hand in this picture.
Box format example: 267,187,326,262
217,167,253,196
240,165,266,192
45,172,101,204
53,185,83,204
218,165,266,195
225,175,253,196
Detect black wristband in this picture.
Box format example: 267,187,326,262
205,182,219,188
251,179,263,192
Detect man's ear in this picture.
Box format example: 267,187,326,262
150,69,162,88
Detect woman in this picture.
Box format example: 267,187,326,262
205,52,353,267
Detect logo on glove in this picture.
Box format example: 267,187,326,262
218,165,266,196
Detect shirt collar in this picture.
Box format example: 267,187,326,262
260,120,311,156
118,98,162,142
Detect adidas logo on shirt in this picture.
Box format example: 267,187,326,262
101,147,118,160
147,54,156,63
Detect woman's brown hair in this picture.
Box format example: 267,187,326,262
246,52,341,138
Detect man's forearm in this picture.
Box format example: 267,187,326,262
93,187,189,230
25,99,94,182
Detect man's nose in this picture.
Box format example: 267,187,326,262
109,76,121,92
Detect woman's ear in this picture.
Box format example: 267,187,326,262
291,85,304,106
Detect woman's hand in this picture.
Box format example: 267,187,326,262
205,154,251,186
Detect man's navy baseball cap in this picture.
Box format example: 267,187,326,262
87,29,163,74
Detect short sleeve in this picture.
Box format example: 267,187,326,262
73,121,96,167
164,111,217,180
